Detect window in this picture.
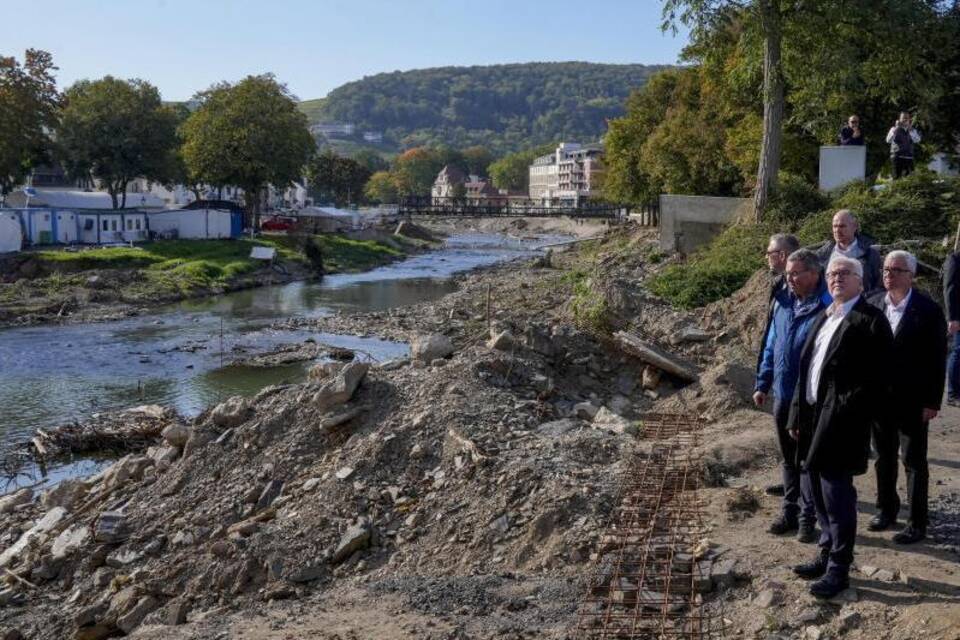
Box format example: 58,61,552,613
111,220,117,231
135,219,142,230
44,214,50,221
102,220,109,231
127,219,133,230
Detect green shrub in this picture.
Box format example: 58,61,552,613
570,276,610,334
768,172,831,225
648,222,776,308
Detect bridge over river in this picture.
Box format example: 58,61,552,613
397,196,645,220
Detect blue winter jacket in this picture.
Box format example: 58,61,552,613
755,280,833,407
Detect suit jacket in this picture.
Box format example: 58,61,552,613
868,289,947,420
815,233,882,294
943,253,960,322
787,297,894,475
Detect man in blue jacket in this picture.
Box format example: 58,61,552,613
754,249,832,542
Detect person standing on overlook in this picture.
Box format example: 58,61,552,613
838,115,864,146
886,111,921,178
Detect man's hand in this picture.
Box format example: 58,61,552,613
949,320,960,336
789,428,799,440
922,408,938,422
752,391,766,408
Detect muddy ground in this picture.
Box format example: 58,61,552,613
0,223,957,639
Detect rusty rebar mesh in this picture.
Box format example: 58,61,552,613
575,413,727,639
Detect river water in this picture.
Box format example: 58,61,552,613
0,233,559,487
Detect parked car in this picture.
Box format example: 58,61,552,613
261,216,296,232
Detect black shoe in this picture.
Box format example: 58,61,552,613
810,572,849,599
867,513,897,532
893,525,926,544
768,515,799,535
765,483,785,497
793,554,828,580
797,521,818,544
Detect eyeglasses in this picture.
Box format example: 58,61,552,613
826,269,860,280
882,267,911,275
785,270,809,279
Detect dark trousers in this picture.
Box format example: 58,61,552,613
893,157,914,179
948,333,960,399
774,400,815,525
808,469,857,575
873,416,930,529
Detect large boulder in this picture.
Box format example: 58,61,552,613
592,407,635,436
331,518,372,564
0,507,67,567
210,396,253,429
51,524,91,560
102,455,154,491
0,488,32,515
312,362,369,410
161,422,191,448
41,479,88,510
410,334,454,363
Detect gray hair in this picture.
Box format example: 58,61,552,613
827,256,863,279
769,233,800,253
786,248,821,274
885,250,917,275
834,209,859,226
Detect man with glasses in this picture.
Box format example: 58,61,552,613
815,210,882,293
754,249,831,541
757,234,800,497
886,111,921,179
839,115,864,146
867,251,945,543
788,256,893,598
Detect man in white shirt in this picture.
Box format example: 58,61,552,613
867,251,946,543
885,111,922,178
788,256,894,598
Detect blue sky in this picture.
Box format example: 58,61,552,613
4,0,690,102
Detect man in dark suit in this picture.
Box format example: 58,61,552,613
757,233,800,497
788,256,894,598
815,210,883,294
867,251,946,543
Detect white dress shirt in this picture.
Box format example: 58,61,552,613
806,295,861,404
831,239,861,260
883,288,912,334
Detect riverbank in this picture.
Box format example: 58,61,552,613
1,223,957,639
0,231,431,328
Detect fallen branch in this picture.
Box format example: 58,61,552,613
613,331,699,383
4,567,38,590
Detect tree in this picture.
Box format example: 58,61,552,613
462,145,494,176
306,150,371,205
351,148,390,174
0,50,60,203
364,170,399,204
393,147,443,196
488,143,555,193
181,74,314,221
58,76,179,209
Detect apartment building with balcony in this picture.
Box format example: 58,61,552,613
528,142,604,203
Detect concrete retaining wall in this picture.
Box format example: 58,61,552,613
819,145,866,191
659,195,753,254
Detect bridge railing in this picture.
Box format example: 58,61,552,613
398,196,628,219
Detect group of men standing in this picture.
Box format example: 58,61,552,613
753,209,950,599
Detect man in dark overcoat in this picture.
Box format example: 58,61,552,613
867,250,946,543
788,255,894,598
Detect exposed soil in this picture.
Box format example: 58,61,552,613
0,222,957,640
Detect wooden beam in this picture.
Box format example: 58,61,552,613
613,331,699,383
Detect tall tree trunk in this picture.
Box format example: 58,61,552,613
109,184,119,210
753,0,784,222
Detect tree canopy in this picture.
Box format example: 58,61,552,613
306,150,371,206
58,76,179,209
310,62,667,154
0,49,61,203
488,143,556,193
180,74,314,215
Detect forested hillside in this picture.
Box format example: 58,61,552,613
300,62,669,153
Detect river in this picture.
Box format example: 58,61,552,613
0,232,560,488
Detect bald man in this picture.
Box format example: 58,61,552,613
815,210,882,293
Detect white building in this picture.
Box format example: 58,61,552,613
528,142,604,203
310,123,356,137
146,209,241,239
0,211,23,253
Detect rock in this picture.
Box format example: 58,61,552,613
209,540,231,557
147,444,180,466
394,220,435,241
523,325,554,356
0,489,32,515
536,419,580,437
226,520,259,537
803,626,822,640
335,467,355,481
210,396,253,429
92,567,115,589
287,563,326,583
117,595,160,634
858,564,878,577
829,587,859,604
74,624,116,640
490,514,511,534
873,568,896,582
308,361,346,381
607,395,632,416
378,358,409,371
94,511,126,543
641,366,662,390
183,428,217,458
161,423,191,448
164,598,190,625
302,478,322,492
0,506,67,568
410,334,454,362
105,547,142,569
102,455,154,490
672,326,712,344
753,588,782,608
171,531,195,547
573,402,599,420
711,558,738,589
42,480,87,510
486,330,516,351
256,480,284,512
3,629,23,640
312,362,369,410
124,404,166,419
837,609,861,632
51,524,91,560
331,519,372,564
797,608,821,624
592,407,634,435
